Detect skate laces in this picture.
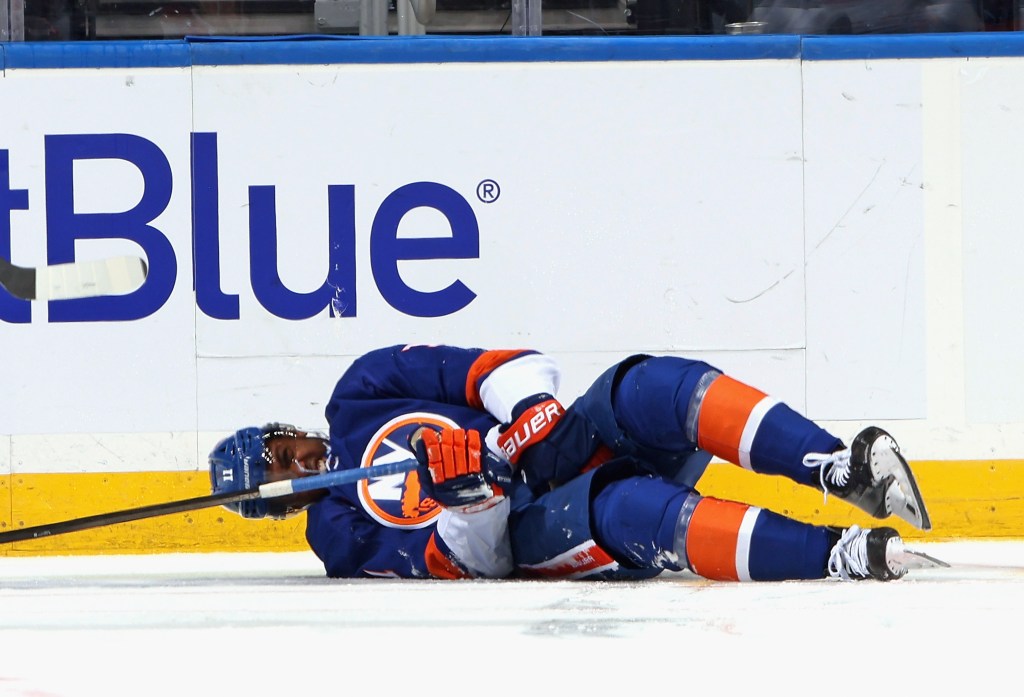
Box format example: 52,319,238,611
828,525,870,580
802,448,851,503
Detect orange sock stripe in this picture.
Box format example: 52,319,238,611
465,350,532,409
685,497,751,581
696,375,769,465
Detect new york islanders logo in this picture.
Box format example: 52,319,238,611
357,412,458,528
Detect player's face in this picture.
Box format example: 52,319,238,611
264,432,330,482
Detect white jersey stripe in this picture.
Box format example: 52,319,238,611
735,507,761,582
738,396,780,470
478,353,561,423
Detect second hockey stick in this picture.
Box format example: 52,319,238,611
0,254,148,301
0,461,418,544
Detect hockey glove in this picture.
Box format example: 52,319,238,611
499,394,600,495
412,428,510,513
496,393,565,465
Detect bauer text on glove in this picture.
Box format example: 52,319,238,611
496,393,565,465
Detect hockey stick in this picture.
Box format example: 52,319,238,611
0,461,417,544
0,254,148,301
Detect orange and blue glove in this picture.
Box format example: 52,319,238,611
412,428,510,512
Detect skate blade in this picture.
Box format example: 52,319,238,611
898,548,951,570
885,457,933,532
886,483,931,531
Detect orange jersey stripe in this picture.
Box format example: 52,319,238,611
581,444,614,475
518,540,618,579
685,497,750,581
424,533,472,579
465,350,531,409
696,375,770,465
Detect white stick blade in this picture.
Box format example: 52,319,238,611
36,256,147,301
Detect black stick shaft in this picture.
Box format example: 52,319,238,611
0,461,417,544
0,488,261,543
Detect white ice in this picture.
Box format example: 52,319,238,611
1,541,1022,696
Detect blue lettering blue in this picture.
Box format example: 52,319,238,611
370,182,479,318
44,134,175,322
0,150,32,324
3,134,481,323
249,184,356,320
192,132,239,320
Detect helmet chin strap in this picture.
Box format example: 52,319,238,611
293,438,336,475
292,460,323,475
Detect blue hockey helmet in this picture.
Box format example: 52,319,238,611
209,426,270,519
209,423,303,519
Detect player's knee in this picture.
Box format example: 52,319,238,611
613,356,722,448
591,475,695,572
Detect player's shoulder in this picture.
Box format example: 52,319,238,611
360,344,497,374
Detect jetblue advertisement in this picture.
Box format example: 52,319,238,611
0,54,957,469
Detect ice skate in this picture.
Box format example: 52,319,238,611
803,426,932,531
827,525,908,581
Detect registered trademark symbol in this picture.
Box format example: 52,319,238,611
477,179,500,203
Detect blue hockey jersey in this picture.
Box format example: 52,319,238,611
304,344,559,579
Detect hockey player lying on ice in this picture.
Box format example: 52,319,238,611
209,344,933,582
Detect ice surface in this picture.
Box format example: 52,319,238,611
1,541,1022,696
